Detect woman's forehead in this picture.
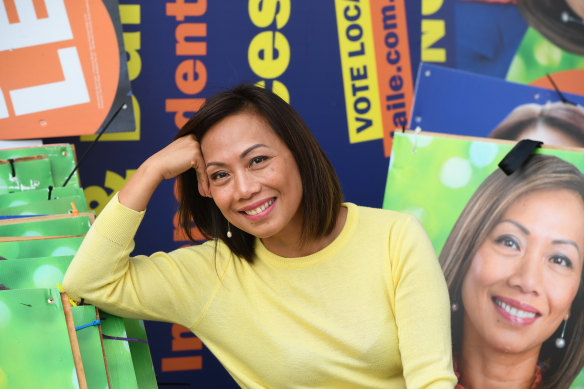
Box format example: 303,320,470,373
201,112,286,157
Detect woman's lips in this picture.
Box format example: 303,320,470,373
239,198,276,220
492,296,540,326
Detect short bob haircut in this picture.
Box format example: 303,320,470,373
440,154,584,389
489,102,584,146
518,0,584,55
174,84,343,262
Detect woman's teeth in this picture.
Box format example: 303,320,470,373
244,199,275,215
495,298,536,319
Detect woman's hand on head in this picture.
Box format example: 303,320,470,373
119,134,210,211
146,135,211,197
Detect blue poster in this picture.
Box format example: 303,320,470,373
30,1,422,386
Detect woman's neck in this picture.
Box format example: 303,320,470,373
458,332,541,389
262,206,347,258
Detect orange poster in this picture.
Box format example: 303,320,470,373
0,0,134,139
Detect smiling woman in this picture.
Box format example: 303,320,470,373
62,84,456,388
198,112,305,255
440,154,584,389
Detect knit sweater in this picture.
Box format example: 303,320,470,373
63,194,456,388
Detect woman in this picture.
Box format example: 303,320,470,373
440,154,584,388
63,85,456,388
489,102,584,148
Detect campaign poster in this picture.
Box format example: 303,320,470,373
0,0,134,139
410,63,584,149
384,131,584,388
420,0,584,95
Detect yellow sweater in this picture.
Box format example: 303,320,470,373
63,194,456,388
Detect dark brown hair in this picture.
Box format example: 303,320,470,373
518,0,584,55
174,84,343,262
440,154,584,389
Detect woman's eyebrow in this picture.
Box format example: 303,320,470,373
206,144,268,169
498,219,530,235
552,239,581,257
240,144,267,158
499,219,581,256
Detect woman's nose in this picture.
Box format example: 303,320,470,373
234,172,261,199
508,250,544,295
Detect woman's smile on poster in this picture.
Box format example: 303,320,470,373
462,189,584,355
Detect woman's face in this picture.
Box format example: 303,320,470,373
462,189,584,355
200,110,304,242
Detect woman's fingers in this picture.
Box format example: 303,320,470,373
172,135,211,197
192,153,211,198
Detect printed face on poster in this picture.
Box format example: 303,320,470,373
384,131,584,388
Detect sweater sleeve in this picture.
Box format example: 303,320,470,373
390,215,456,388
62,193,218,327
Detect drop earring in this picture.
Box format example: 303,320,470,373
556,314,569,349
226,222,232,238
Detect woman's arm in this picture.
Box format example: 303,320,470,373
63,135,216,324
391,215,457,388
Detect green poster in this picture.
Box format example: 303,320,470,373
0,236,84,260
0,288,78,389
0,157,54,194
0,186,85,208
508,27,584,85
383,131,584,255
100,312,140,389
72,305,109,389
0,195,89,217
0,215,92,238
0,144,79,188
0,256,74,290
123,318,158,389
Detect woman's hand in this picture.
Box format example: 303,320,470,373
119,134,210,211
146,135,210,197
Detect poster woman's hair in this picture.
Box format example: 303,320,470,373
518,0,584,55
440,153,584,389
489,102,584,146
174,84,343,262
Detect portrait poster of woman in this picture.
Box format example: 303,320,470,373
383,131,584,388
431,0,584,95
410,63,584,150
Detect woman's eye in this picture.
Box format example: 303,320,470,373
211,171,228,181
550,255,573,269
250,156,267,166
494,235,519,250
